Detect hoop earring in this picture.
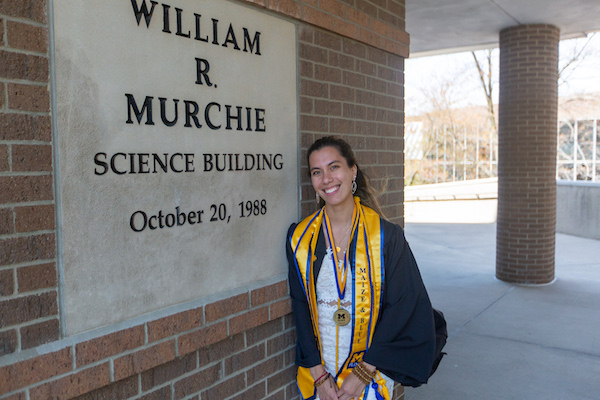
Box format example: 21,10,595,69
352,177,357,194
316,192,320,204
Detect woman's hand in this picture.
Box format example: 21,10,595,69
337,361,376,400
336,372,367,400
310,365,338,400
316,375,339,400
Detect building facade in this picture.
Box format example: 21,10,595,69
0,1,409,399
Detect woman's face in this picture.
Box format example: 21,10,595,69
309,146,357,210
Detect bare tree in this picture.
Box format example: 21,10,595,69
559,32,598,88
471,49,497,132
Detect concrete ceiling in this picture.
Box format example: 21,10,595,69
407,0,600,57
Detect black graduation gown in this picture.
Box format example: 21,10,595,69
286,218,437,387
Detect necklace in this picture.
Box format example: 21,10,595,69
334,222,352,254
323,207,357,300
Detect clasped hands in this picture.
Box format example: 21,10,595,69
311,363,375,400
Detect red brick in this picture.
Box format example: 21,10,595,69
0,51,48,82
30,363,111,400
300,79,329,98
229,307,269,336
266,389,285,400
347,7,371,28
392,383,404,399
267,330,296,356
267,365,297,394
174,363,220,399
314,29,342,51
141,352,197,391
0,291,57,327
7,83,49,112
301,115,328,132
178,321,227,355
319,0,346,18
343,37,366,58
14,204,55,233
268,0,301,18
303,6,331,29
1,393,26,400
0,113,51,141
0,82,4,108
300,96,313,113
299,43,328,64
0,268,14,295
314,64,342,83
6,20,48,53
329,52,355,70
16,262,56,292
224,343,265,375
113,340,176,381
76,325,145,367
269,298,292,320
205,293,249,323
0,328,17,356
0,175,53,204
229,382,266,400
330,84,354,101
356,0,377,17
20,318,59,349
202,373,245,400
0,0,47,24
330,17,360,40
11,144,52,172
297,25,314,43
0,144,8,172
246,354,284,385
70,375,138,400
0,233,55,267
148,306,203,342
0,347,71,395
251,281,288,306
331,118,355,134
137,386,172,400
285,383,299,400
198,333,245,367
299,60,314,78
284,347,295,366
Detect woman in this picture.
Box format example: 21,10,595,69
287,136,438,400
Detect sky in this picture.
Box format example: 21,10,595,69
405,33,600,117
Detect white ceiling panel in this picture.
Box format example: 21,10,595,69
407,0,600,57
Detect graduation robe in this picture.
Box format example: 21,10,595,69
286,215,437,388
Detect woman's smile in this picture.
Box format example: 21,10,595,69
323,185,340,195
309,146,357,210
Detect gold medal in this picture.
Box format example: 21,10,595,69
333,308,350,326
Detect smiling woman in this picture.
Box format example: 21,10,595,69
287,136,444,400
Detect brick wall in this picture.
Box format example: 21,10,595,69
240,0,409,57
496,24,559,284
298,25,405,224
0,0,58,357
0,0,407,399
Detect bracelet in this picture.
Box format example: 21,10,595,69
314,372,331,388
352,362,375,385
358,361,376,380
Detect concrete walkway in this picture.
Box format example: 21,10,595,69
403,223,600,400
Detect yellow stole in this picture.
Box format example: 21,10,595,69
289,197,390,400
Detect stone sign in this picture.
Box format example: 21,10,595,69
54,0,298,334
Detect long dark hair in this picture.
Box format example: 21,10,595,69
307,136,385,217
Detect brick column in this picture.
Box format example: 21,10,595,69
496,24,559,284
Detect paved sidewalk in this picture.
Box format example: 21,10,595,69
403,223,600,400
